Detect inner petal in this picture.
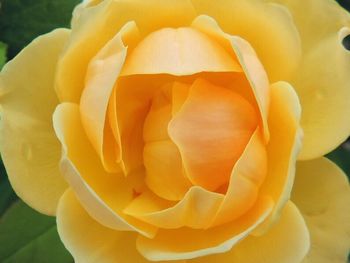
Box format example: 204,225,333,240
168,78,258,191
121,27,242,76
143,83,192,201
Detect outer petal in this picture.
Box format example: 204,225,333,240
293,27,350,159
253,81,302,234
292,158,350,263
56,0,196,102
268,0,350,158
79,21,138,173
191,202,310,263
190,0,302,82
53,103,157,238
0,29,70,215
57,189,183,263
136,196,273,261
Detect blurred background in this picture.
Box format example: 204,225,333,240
0,0,349,262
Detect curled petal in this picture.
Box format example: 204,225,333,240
53,103,157,238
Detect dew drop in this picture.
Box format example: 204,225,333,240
21,143,33,161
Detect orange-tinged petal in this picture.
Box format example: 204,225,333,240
169,78,258,191
121,27,242,76
191,202,310,263
292,158,350,263
143,82,192,200
137,196,273,261
80,22,137,173
253,81,302,235
192,15,270,141
53,103,157,238
211,129,267,226
144,141,192,201
0,29,70,215
56,0,196,102
190,0,301,82
124,186,224,229
57,189,183,263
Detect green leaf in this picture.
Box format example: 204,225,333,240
326,141,350,180
0,201,73,263
0,0,80,59
0,41,7,69
0,159,17,216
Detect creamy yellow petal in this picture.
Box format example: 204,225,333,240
169,78,258,191
293,28,350,159
211,129,267,226
0,29,70,215
121,27,241,76
191,202,310,263
191,15,270,141
292,158,350,263
266,0,350,158
190,0,302,82
124,186,224,229
53,103,157,238
80,21,137,173
269,0,350,52
137,196,273,261
56,0,196,102
253,81,302,235
57,189,178,263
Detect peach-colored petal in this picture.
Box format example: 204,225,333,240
56,0,196,102
0,29,70,215
144,141,192,201
292,158,350,263
169,78,258,191
121,27,242,76
143,82,192,201
57,189,183,263
211,129,267,226
191,202,310,263
124,186,224,229
79,22,138,173
137,196,273,261
53,103,157,238
190,0,302,82
253,81,302,235
191,15,270,141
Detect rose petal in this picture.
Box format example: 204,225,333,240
57,189,182,263
190,0,302,82
53,103,157,238
253,81,302,235
0,29,70,215
191,15,270,141
80,21,137,173
136,196,273,261
169,78,258,191
56,0,196,102
211,129,267,226
191,202,310,263
121,27,242,76
124,186,224,229
292,158,350,263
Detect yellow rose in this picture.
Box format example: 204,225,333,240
1,0,350,262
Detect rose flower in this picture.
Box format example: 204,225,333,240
1,0,350,262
